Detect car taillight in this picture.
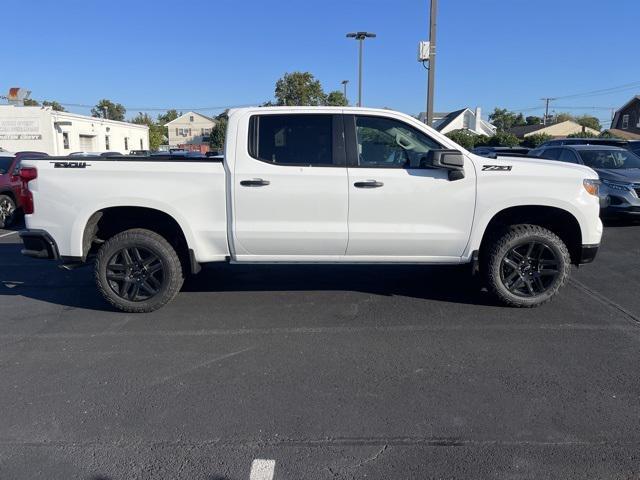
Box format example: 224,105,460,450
19,167,37,214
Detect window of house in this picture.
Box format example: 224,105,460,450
355,116,441,168
124,137,129,150
140,138,143,149
63,132,70,149
190,116,194,122
175,128,179,136
249,114,333,166
105,135,110,150
188,128,192,136
622,114,629,129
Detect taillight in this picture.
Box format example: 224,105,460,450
19,167,37,214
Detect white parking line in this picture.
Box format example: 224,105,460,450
250,459,275,480
0,231,18,238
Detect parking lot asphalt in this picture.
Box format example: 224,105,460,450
1,221,640,479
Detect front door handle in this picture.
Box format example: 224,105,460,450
354,180,384,188
240,178,270,187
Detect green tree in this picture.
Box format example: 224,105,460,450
567,131,598,139
158,109,180,125
23,98,39,106
209,116,228,151
274,72,326,106
554,112,574,123
91,99,126,121
575,115,601,131
525,115,542,125
445,129,482,150
485,132,520,147
521,133,552,148
325,90,348,106
488,108,526,132
42,100,65,111
130,112,164,151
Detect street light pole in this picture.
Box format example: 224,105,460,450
346,32,376,107
426,0,438,126
341,80,349,104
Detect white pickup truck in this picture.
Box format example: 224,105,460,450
19,107,603,312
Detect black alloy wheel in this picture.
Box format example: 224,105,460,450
106,246,165,302
500,241,560,297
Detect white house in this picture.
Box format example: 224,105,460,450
508,120,600,139
0,105,149,155
166,111,216,149
418,107,496,136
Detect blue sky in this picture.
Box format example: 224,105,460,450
3,0,639,126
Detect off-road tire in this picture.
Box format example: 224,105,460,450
0,194,16,229
95,228,184,313
485,224,571,308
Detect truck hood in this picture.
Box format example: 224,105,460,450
594,167,640,184
489,155,599,179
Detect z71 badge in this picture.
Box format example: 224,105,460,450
50,161,91,168
482,165,512,171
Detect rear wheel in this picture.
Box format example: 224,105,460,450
95,228,184,313
485,224,570,307
0,195,16,229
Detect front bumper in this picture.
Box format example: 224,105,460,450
19,229,59,260
578,244,599,264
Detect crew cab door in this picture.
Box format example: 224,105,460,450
344,114,476,259
232,112,348,259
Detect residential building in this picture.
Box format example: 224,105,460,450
166,111,216,150
609,96,640,140
0,105,149,155
418,107,496,136
508,120,599,139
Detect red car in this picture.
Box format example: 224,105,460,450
0,151,48,228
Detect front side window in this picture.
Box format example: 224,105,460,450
578,149,640,169
540,148,563,161
355,116,441,168
249,114,333,166
622,114,629,129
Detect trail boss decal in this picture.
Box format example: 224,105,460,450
50,161,91,168
482,165,512,171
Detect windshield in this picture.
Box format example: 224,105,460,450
0,157,14,174
578,149,640,169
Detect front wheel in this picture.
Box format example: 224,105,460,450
95,228,184,313
0,195,16,229
485,224,571,308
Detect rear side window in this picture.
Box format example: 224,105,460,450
540,148,563,160
249,114,333,166
559,149,580,164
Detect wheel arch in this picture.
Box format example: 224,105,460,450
477,205,583,265
81,206,195,271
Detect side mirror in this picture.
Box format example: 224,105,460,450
422,149,465,180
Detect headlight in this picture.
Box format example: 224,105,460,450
601,179,632,192
583,179,600,196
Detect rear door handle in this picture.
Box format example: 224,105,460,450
354,180,384,188
240,178,270,187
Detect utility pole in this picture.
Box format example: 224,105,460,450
541,97,556,125
346,32,376,107
425,0,438,126
341,80,349,104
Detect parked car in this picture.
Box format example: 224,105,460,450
628,140,640,155
471,146,530,158
529,145,640,217
0,151,48,228
100,152,123,157
19,107,602,312
537,138,629,148
129,150,151,156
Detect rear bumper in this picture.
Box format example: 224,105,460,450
578,244,599,264
19,229,59,260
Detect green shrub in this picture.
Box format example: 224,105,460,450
445,129,482,150
484,132,520,147
521,133,552,148
567,131,598,139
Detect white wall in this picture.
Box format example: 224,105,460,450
0,105,149,155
